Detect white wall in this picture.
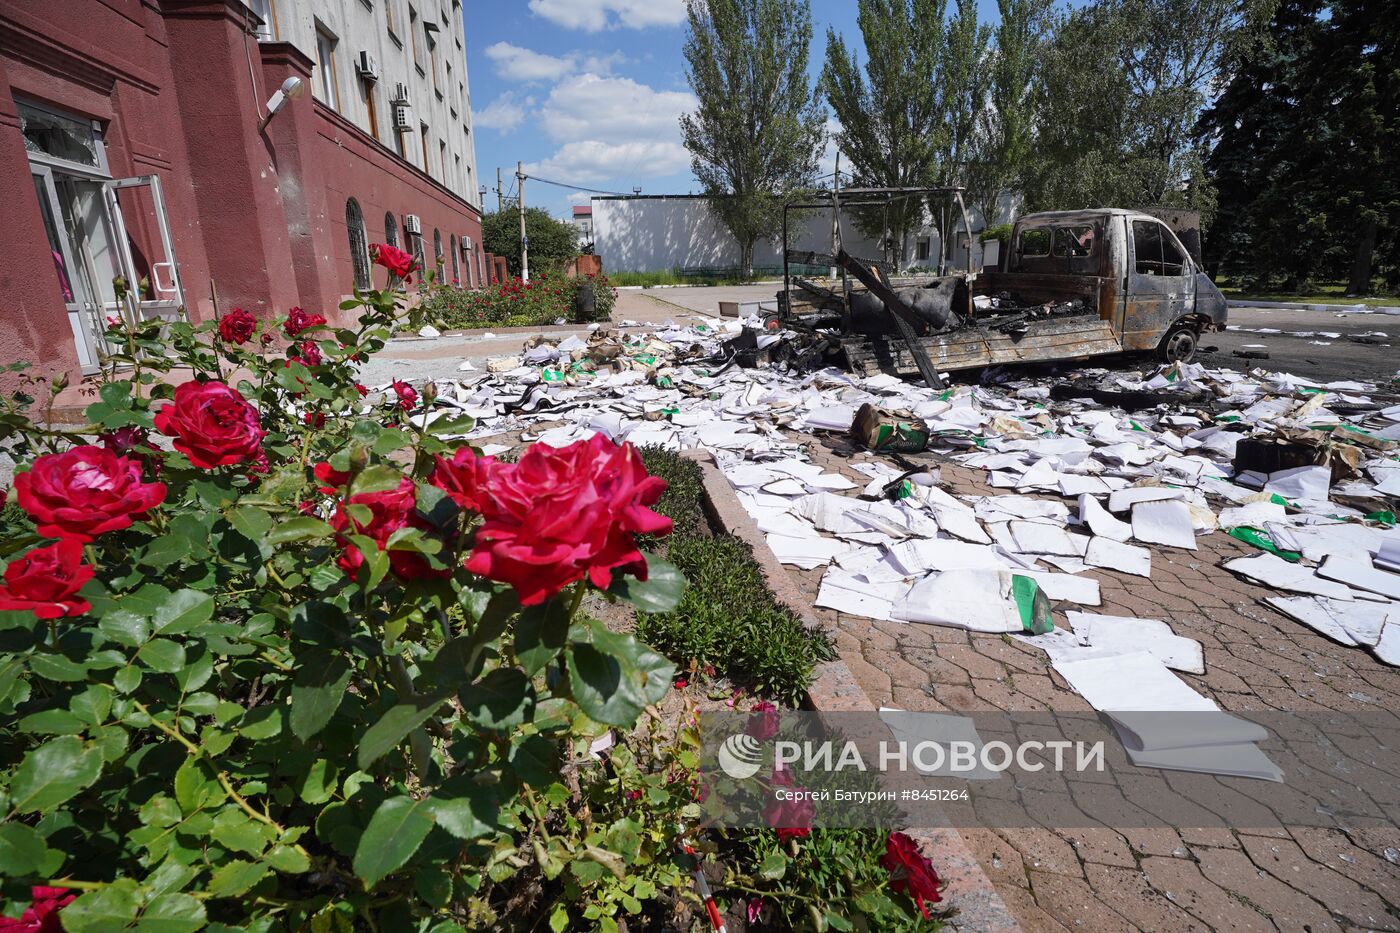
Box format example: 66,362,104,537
258,0,480,209
592,192,1021,275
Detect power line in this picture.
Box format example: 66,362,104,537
521,174,634,197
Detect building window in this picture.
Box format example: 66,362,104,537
411,232,426,275
247,0,278,40
364,81,380,139
408,6,421,69
916,237,931,262
439,140,447,183
347,199,370,290
420,123,430,174
315,26,340,111
450,234,459,283
433,228,443,272
385,0,397,38
384,211,399,248
18,101,105,170
429,36,441,96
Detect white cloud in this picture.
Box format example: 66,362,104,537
475,93,534,132
538,74,696,145
566,191,593,204
523,140,691,185
483,42,576,82
527,0,687,31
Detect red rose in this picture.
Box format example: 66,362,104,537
353,383,369,397
313,461,352,494
881,831,943,919
15,446,166,541
293,340,322,367
429,446,500,511
455,435,671,606
154,380,265,470
763,767,813,842
0,541,93,620
746,700,780,741
391,380,417,411
0,886,76,932
218,307,257,345
371,243,419,282
98,426,155,459
303,411,326,428
329,477,447,581
283,306,327,337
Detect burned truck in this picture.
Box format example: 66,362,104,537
778,197,1228,388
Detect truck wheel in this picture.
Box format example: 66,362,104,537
1156,324,1198,363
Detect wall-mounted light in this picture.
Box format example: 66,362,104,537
259,76,305,129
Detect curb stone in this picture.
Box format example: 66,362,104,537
680,449,1024,932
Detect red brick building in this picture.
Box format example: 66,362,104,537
0,0,485,385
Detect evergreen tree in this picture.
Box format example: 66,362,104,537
680,0,826,279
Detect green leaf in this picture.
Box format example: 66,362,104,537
211,808,270,856
226,505,273,542
18,708,85,734
139,893,207,932
290,650,353,740
138,638,186,673
72,684,114,725
514,600,569,676
459,668,534,729
415,866,453,907
609,556,687,614
267,516,335,546
0,822,49,876
427,778,504,841
99,609,150,647
207,860,269,898
549,907,570,933
508,734,558,788
291,601,351,647
10,735,104,813
566,627,676,726
427,414,476,435
825,911,855,932
759,850,788,880
349,465,406,496
265,843,311,874
29,652,89,682
357,696,448,770
153,589,215,636
60,879,142,932
353,797,434,888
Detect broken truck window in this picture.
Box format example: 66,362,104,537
1019,227,1050,257
1052,225,1096,258
1133,220,1188,277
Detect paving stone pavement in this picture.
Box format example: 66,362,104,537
789,437,1400,933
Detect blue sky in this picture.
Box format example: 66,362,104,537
464,0,1018,219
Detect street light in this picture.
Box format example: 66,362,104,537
259,76,305,129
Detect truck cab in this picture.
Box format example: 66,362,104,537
994,208,1228,362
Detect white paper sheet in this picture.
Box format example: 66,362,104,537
890,570,1022,631
1316,554,1400,599
1085,537,1152,577
1078,494,1133,542
1131,499,1198,550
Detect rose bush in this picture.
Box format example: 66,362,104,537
421,270,617,330
0,266,693,931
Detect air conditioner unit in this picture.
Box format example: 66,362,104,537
462,236,473,251
391,82,412,104
392,103,413,131
404,214,422,235
356,51,379,81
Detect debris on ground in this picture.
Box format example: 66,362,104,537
370,313,1400,775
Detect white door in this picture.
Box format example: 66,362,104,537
103,175,185,323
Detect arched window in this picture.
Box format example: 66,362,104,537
449,234,459,284
433,228,443,272
346,198,370,290
384,211,398,248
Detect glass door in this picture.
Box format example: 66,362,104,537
32,165,103,371
103,175,185,323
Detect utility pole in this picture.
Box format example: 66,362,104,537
496,167,503,213
516,160,529,283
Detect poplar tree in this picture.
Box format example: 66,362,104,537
680,0,826,279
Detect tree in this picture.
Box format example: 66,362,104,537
930,0,992,269
481,207,577,277
964,0,1055,224
1023,0,1275,215
680,0,826,279
822,0,953,266
1198,0,1397,293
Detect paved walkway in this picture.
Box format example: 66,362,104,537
787,440,1400,933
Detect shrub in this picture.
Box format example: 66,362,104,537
633,450,834,705
422,271,616,330
481,208,578,277
0,258,690,930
